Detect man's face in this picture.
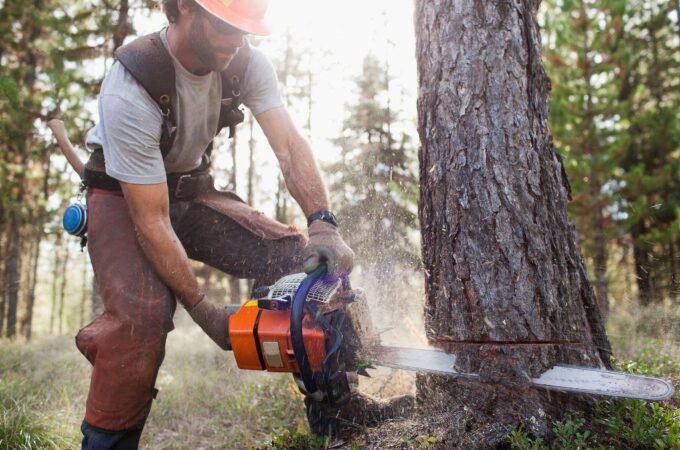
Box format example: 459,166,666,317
188,8,247,73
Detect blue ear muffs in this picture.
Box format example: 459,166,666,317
63,203,88,237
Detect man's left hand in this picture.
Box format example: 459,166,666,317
303,221,354,277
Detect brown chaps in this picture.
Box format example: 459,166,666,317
76,188,305,431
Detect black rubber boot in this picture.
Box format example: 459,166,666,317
81,421,144,450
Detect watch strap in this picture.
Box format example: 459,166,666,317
307,210,338,227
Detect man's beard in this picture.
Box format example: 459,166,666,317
188,19,237,73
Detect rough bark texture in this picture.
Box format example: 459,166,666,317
415,0,612,445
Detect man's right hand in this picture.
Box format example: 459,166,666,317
303,220,354,277
186,296,237,351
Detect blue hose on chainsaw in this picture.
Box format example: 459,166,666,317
290,264,327,396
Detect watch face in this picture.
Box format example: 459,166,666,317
324,212,338,226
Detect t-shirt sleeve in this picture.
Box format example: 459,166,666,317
90,62,167,184
241,47,284,115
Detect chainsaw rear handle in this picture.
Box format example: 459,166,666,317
290,263,327,396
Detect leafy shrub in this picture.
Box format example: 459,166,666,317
552,415,594,449
595,399,679,449
508,415,595,450
507,428,546,450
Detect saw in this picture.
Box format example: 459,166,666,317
227,267,675,405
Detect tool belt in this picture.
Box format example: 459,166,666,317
83,149,214,203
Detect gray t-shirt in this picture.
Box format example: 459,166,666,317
86,28,283,184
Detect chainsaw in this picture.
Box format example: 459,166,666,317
227,266,675,404
228,265,363,406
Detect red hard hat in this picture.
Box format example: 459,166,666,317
194,0,271,36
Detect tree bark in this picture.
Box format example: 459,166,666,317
50,233,62,334
415,0,611,444
112,0,130,51
669,241,678,303
23,218,43,340
58,240,68,335
0,230,7,335
631,222,657,306
4,214,21,338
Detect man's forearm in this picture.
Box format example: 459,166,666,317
280,134,330,217
119,182,203,308
134,218,204,307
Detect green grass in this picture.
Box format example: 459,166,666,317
0,338,85,449
0,324,309,450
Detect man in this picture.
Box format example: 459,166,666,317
77,0,357,447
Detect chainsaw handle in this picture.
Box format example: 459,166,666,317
290,263,327,396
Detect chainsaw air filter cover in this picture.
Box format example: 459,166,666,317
264,272,341,304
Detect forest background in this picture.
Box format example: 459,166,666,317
0,0,678,448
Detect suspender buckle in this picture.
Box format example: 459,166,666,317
174,174,192,199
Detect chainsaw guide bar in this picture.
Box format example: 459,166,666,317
369,346,675,401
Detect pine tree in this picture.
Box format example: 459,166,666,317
614,0,680,304
328,54,419,274
542,0,627,317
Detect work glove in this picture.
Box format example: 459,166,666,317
302,220,354,277
186,296,238,351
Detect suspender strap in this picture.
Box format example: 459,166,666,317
115,32,177,158
219,42,251,139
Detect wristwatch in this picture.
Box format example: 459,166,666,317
307,210,338,227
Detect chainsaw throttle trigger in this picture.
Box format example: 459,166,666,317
257,296,291,311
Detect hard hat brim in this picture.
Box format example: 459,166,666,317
195,0,271,36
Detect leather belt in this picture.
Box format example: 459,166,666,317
84,169,213,203
166,172,213,202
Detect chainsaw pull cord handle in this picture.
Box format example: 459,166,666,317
290,264,327,396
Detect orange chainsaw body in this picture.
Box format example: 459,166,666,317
229,300,327,373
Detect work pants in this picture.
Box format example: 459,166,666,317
76,187,305,439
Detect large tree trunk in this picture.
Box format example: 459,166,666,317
415,1,612,445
